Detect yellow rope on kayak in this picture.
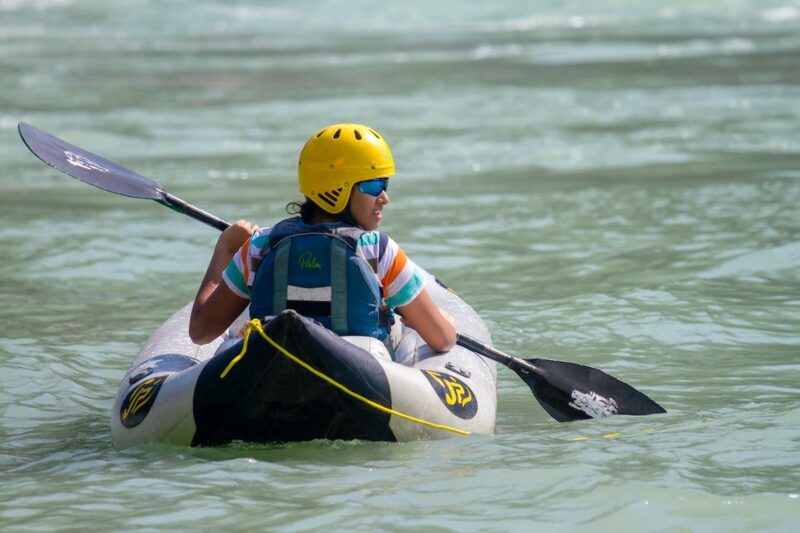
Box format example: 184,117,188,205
220,318,470,436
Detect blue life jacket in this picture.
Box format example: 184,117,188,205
249,217,392,340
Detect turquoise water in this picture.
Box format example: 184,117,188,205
2,0,799,530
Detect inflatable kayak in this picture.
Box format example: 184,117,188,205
111,270,497,449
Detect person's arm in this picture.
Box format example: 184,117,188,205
397,289,457,352
376,235,456,352
189,220,256,344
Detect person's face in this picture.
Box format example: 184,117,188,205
349,178,390,231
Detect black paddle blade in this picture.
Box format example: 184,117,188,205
18,122,164,200
518,358,666,422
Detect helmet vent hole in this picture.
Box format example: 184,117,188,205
317,193,336,207
354,129,362,140
333,129,341,139
318,188,342,205
369,129,381,139
315,129,326,138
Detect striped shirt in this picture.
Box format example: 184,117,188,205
222,225,425,309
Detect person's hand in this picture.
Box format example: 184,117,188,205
217,219,258,255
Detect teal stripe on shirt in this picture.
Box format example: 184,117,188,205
357,231,380,247
251,232,270,248
223,261,250,298
385,268,424,308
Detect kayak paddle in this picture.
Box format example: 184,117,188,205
456,334,665,421
18,122,230,231
18,122,666,423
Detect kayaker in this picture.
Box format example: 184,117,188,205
189,123,457,353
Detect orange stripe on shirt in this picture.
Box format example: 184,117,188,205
381,247,408,288
239,237,252,283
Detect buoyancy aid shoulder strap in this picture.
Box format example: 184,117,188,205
330,238,348,333
272,240,290,313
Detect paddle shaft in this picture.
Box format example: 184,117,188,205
456,333,537,376
158,192,231,231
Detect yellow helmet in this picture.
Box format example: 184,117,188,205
298,123,395,214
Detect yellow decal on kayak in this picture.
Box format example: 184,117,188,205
423,370,478,419
120,375,167,428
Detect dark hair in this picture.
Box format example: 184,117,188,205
286,198,330,224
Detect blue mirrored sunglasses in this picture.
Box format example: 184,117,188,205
357,178,389,197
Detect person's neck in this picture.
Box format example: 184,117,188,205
307,213,339,225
